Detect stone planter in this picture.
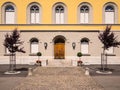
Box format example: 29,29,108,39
77,60,83,66
36,60,41,66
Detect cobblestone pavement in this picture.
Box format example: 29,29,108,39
13,67,104,90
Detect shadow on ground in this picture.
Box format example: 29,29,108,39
0,64,37,77
83,65,120,76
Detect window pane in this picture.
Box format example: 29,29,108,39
105,12,114,24
80,5,89,12
56,13,60,24
30,5,40,24
31,43,38,54
105,6,114,11
36,12,40,23
55,5,64,24
5,5,14,11
31,12,35,23
81,43,88,54
80,13,84,23
60,13,64,24
85,13,89,23
5,12,15,24
80,5,89,24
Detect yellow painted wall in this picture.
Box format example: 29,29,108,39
0,0,120,30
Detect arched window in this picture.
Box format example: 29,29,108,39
55,5,64,24
30,38,39,54
78,3,92,24
5,5,15,24
30,5,40,23
81,38,89,54
80,5,89,23
103,3,118,24
105,5,114,24
53,3,67,24
27,3,41,24
2,3,16,24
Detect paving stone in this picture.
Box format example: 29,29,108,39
13,67,104,90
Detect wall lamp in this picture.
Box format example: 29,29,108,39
44,42,48,50
72,42,76,50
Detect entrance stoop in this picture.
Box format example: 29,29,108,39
47,59,72,67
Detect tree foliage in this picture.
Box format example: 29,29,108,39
3,28,25,53
98,25,120,50
37,52,42,56
77,52,82,57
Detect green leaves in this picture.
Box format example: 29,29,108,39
37,52,42,56
77,52,82,57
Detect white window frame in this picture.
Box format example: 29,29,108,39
78,2,92,24
80,38,89,54
52,3,67,24
30,5,40,24
105,11,114,24
27,3,41,24
30,38,39,54
55,5,64,24
80,5,89,23
105,5,115,24
31,42,39,54
2,2,17,24
103,2,118,24
5,5,15,24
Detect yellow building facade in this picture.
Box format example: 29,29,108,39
0,0,120,66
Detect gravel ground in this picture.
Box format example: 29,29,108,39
13,67,104,90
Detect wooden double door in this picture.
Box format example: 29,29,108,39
54,43,65,59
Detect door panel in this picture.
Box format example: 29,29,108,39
54,43,65,59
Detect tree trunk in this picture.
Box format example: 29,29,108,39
101,48,107,71
9,53,16,72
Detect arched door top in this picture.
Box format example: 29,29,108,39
53,35,66,43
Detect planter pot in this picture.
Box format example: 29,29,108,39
36,60,41,66
77,60,83,66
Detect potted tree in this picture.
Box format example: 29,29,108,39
98,25,120,73
77,52,83,66
36,52,42,66
4,29,25,74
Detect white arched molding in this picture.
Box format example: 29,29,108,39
80,38,89,54
2,2,17,24
27,2,41,24
103,2,118,24
78,2,93,24
30,38,39,54
52,2,67,24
